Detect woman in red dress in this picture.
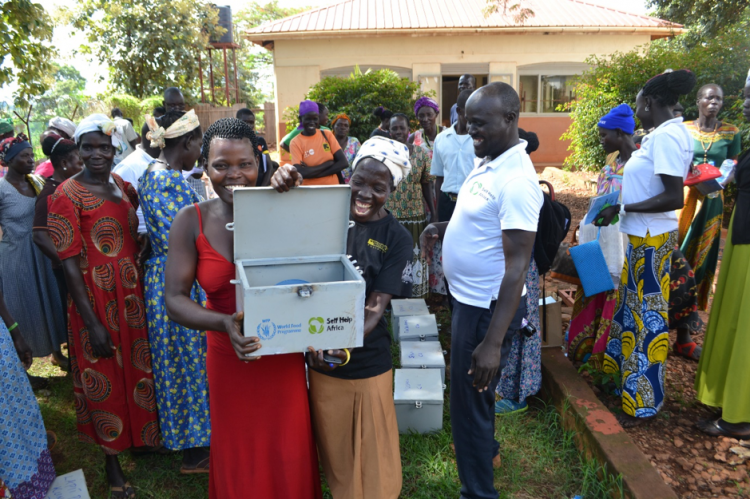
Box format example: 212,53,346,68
47,114,158,499
164,118,322,499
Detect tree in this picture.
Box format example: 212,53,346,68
483,0,534,24
293,67,433,143
648,0,750,40
561,13,750,173
234,1,311,103
70,0,223,99
34,64,89,120
0,0,55,107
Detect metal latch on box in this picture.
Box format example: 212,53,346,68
415,401,422,409
298,286,313,298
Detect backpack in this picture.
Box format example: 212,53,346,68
534,180,571,275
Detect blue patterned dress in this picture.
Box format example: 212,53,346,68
496,258,542,402
139,168,210,450
0,320,55,498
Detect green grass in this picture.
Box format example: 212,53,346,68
32,348,622,499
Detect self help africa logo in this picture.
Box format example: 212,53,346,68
308,317,325,334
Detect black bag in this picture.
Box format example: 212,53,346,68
534,180,572,275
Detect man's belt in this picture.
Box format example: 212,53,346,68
443,192,459,202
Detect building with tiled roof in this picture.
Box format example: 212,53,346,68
247,0,681,165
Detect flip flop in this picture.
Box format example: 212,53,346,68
110,482,135,499
696,418,750,440
495,399,528,415
673,341,702,361
180,456,210,475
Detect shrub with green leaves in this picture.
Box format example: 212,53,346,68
285,67,434,143
562,14,750,173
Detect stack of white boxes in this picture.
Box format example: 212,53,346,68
391,298,446,434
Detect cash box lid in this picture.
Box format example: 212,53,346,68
393,368,443,404
230,186,351,261
400,341,445,367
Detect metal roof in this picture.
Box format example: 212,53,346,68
246,0,682,39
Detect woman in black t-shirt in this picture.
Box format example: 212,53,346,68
271,136,413,499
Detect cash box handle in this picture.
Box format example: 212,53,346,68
226,223,235,231
229,279,241,285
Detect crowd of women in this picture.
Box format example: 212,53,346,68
0,64,748,499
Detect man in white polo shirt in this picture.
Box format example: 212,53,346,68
421,82,543,499
431,89,476,222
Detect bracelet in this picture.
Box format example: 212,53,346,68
340,348,351,366
7,322,18,332
619,204,627,216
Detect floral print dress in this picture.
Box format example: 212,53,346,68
139,168,210,450
340,136,361,183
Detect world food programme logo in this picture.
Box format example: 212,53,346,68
257,319,276,340
308,317,325,334
470,181,483,195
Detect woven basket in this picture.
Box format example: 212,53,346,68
568,228,615,297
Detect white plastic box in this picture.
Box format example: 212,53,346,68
230,186,366,355
393,368,444,434
398,314,439,342
390,299,429,340
399,341,446,383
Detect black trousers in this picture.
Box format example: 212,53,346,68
438,191,458,223
450,297,526,499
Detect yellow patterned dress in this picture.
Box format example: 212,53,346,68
678,121,740,310
603,231,676,417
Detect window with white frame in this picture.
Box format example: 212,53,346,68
518,67,584,114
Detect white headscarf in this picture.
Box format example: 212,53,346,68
73,114,124,153
48,117,77,138
746,68,750,86
352,136,412,187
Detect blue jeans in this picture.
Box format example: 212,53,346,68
451,297,526,499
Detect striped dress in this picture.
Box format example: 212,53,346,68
0,178,66,357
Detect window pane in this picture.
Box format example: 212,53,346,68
541,75,577,113
519,75,538,113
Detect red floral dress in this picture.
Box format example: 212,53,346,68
47,174,159,454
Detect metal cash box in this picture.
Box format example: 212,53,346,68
399,341,446,383
394,368,444,434
229,186,365,355
390,299,429,340
398,314,439,342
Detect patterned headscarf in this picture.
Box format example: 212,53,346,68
74,114,123,154
0,134,32,166
414,97,440,116
352,136,411,188
330,113,351,129
145,109,201,149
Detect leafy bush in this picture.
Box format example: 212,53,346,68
562,15,750,172
139,95,164,117
286,67,434,143
107,94,143,123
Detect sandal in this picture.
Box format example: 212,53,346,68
46,431,57,452
495,399,528,415
110,482,135,498
673,341,702,361
180,456,209,475
696,418,750,440
617,413,655,428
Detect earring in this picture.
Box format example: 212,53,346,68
62,167,67,171
645,106,650,111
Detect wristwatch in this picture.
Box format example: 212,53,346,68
618,204,627,217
